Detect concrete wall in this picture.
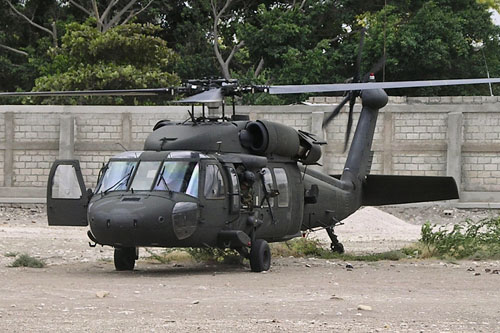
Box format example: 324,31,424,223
1,96,500,205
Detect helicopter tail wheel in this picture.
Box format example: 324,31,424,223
331,242,345,254
114,247,137,271
249,239,271,272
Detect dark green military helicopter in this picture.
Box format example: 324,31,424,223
1,76,500,272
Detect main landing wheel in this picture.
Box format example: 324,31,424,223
250,239,271,272
114,247,137,271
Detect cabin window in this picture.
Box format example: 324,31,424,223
154,161,199,197
130,161,161,191
274,168,289,207
96,160,137,193
261,168,274,207
204,164,225,199
227,167,240,212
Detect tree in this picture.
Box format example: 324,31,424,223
358,0,500,95
33,20,180,104
67,0,154,32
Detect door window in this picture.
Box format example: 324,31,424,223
227,167,240,212
261,168,274,207
204,164,225,199
51,164,82,199
274,168,289,207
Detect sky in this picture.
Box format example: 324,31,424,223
491,9,500,25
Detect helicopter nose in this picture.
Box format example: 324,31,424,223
88,194,200,247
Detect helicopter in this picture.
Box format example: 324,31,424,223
1,75,500,272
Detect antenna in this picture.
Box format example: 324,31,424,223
232,96,236,118
116,143,128,151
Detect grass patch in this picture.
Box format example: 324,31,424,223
186,247,242,265
4,251,19,258
9,254,45,268
331,250,408,261
143,248,193,264
143,247,241,265
271,238,409,261
419,217,500,260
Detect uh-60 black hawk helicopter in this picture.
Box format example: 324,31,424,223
2,75,500,272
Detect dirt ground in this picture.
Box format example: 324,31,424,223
1,205,500,332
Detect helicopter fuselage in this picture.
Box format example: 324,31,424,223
45,88,458,271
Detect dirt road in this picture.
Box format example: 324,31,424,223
1,206,500,332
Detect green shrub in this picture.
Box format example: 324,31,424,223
10,254,45,268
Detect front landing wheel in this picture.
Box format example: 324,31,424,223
114,247,137,271
250,239,271,272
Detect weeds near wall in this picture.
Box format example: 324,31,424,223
420,217,500,260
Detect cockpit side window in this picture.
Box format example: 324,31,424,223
204,164,225,199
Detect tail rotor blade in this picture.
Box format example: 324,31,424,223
322,94,350,128
343,92,358,152
354,28,366,83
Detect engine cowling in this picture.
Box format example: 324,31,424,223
239,120,321,165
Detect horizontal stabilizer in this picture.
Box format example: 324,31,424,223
362,175,458,206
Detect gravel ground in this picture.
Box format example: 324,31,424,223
1,204,499,332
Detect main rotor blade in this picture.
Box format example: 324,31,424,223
0,88,173,97
175,88,223,104
268,78,500,94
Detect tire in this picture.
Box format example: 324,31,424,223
331,242,345,254
114,247,136,271
249,239,271,272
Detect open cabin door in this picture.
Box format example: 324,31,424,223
47,160,89,226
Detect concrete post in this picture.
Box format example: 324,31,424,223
121,113,132,150
446,112,463,193
383,111,393,174
4,112,14,187
59,114,75,159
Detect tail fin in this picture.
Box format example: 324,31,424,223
340,88,388,188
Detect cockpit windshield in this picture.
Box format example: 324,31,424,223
96,160,137,193
96,156,200,198
154,161,199,197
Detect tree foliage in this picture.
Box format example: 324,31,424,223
33,21,179,104
1,0,499,104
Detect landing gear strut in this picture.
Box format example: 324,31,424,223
114,247,137,271
326,227,344,254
